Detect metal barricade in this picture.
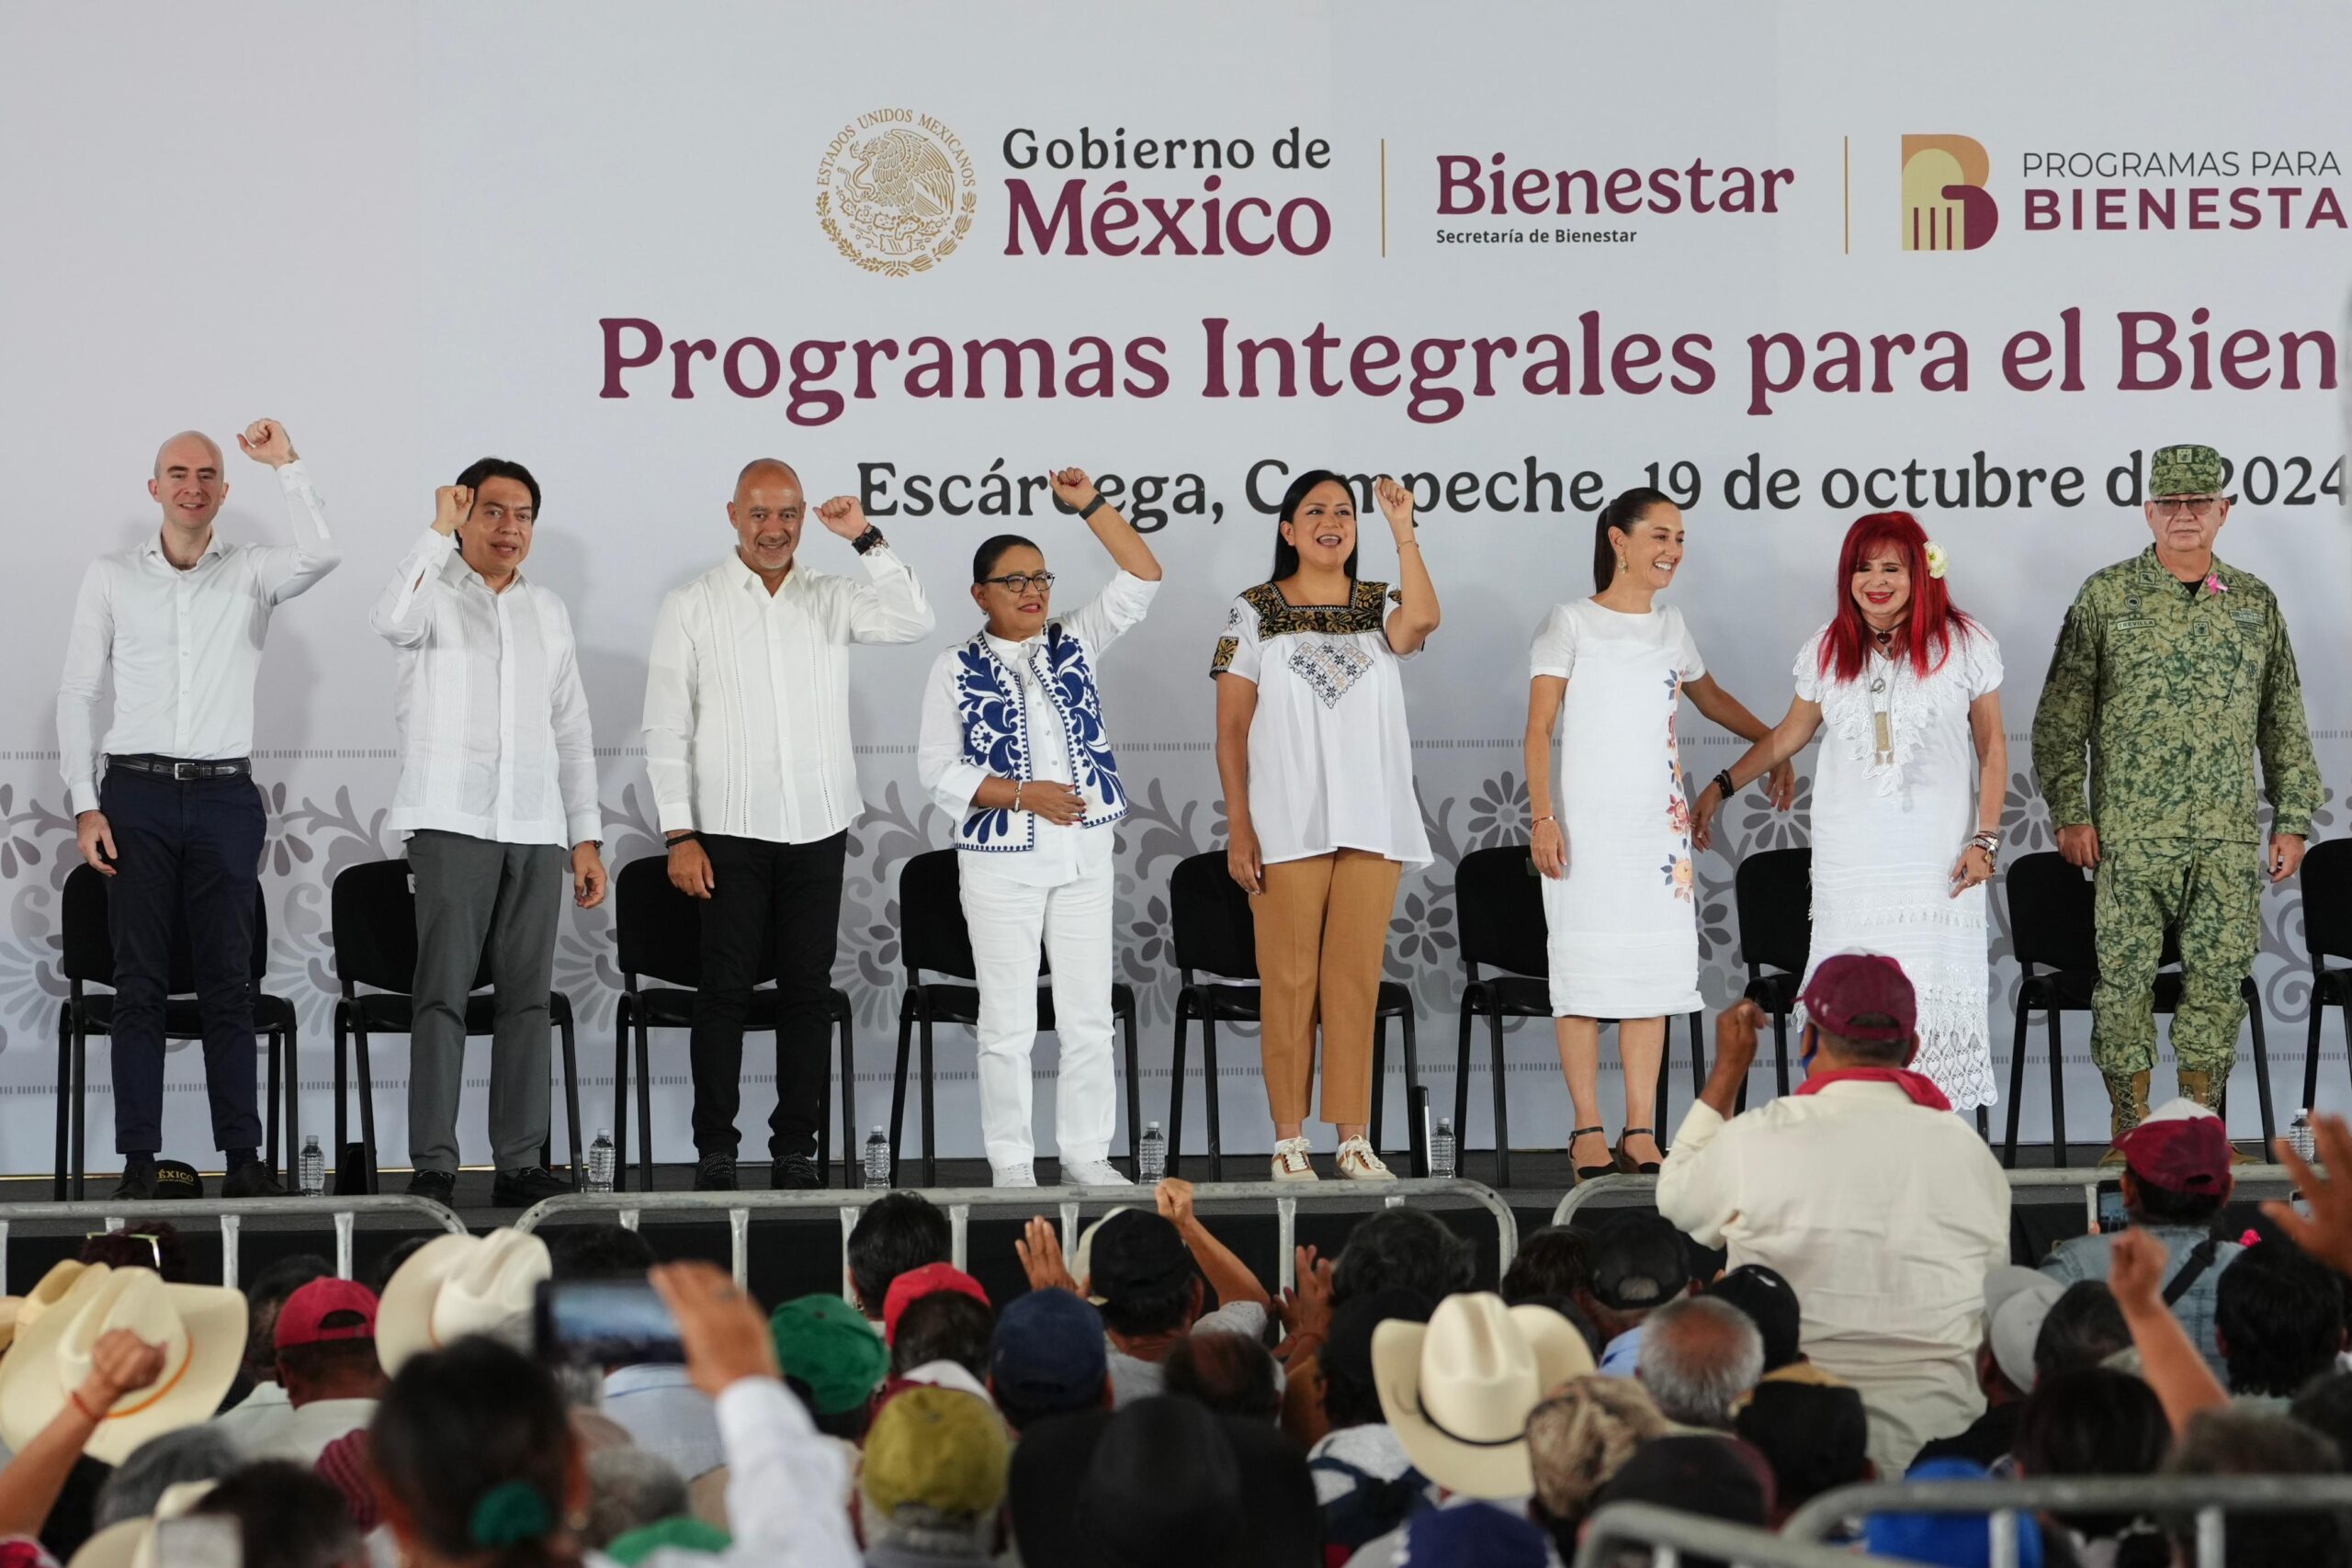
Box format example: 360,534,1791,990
1782,1475,2352,1568
1550,1162,2305,1230
0,1196,469,1291
513,1178,1521,1294
1574,1501,1889,1568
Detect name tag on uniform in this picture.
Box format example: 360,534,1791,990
2230,609,2265,628
2110,616,2154,632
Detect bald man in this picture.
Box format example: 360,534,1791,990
57,421,342,1199
642,461,933,1190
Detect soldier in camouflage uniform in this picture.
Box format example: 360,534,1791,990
2030,442,2321,1148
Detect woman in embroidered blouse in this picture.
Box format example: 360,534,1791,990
1691,511,2006,1112
1212,470,1438,1182
1525,487,1793,1181
915,468,1160,1189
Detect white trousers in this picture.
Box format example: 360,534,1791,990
958,852,1116,1168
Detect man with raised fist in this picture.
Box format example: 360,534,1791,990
373,459,605,1208
643,460,933,1190
57,420,343,1200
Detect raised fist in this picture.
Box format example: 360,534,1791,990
235,419,297,468
433,485,474,536
1049,468,1099,512
1374,475,1415,536
813,496,866,539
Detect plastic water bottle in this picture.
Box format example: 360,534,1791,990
585,1129,616,1193
2289,1109,2317,1163
864,1127,893,1190
1430,1118,1457,1181
1138,1121,1167,1183
297,1134,324,1199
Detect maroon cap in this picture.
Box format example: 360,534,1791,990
275,1277,380,1349
1800,953,1917,1042
2114,1107,2233,1193
881,1262,989,1345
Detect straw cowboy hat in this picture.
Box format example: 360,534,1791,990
0,1265,247,1465
1372,1292,1593,1499
66,1479,218,1568
0,1260,89,1357
376,1227,550,1376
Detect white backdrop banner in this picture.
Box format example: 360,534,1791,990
3,1,2347,1176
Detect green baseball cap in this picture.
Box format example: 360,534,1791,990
862,1385,1011,1516
768,1293,888,1415
2149,443,2223,497
606,1517,731,1564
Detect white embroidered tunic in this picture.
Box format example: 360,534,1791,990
1792,623,2004,1110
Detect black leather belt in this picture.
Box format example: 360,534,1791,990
107,753,253,782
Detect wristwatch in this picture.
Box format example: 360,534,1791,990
850,525,887,556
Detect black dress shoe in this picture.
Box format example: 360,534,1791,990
694,1153,739,1192
492,1166,574,1206
771,1154,823,1190
221,1159,287,1200
112,1158,157,1201
406,1168,458,1206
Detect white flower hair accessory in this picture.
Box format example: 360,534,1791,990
1923,540,1949,580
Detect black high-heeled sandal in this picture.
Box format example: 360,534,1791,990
1569,1125,1614,1182
1614,1128,1663,1175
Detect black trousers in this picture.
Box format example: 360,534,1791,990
99,767,266,1156
688,830,847,1157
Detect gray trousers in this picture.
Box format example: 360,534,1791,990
406,830,565,1175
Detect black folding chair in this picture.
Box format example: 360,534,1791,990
329,860,583,1194
1733,847,1812,1103
2000,851,2273,1168
2301,838,2352,1114
1163,851,1420,1181
1452,842,1701,1187
888,849,1143,1186
611,855,856,1190
53,865,299,1200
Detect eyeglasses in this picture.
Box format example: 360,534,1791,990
981,571,1056,593
2153,497,2223,521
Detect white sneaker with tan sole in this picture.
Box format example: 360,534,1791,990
1270,1137,1318,1181
1335,1137,1396,1181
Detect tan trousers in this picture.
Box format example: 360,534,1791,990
1253,849,1405,1125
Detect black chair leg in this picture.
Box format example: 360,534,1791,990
1688,1011,1704,1100
1398,1008,1420,1154
1974,1105,1991,1141
1122,1003,1142,1173
1454,1000,1476,1154
1202,1012,1223,1182
266,1025,282,1179
54,1003,71,1201
1651,1023,1670,1155
919,1011,938,1189
1169,1000,1191,1179
633,1011,655,1194
889,1002,914,1187
613,997,632,1191
1487,1006,1510,1190
2245,982,2275,1150
838,1009,858,1190
558,1008,583,1188
2305,970,2325,1113
334,1004,349,1166
814,1018,832,1185
2002,999,2030,1168
1369,1016,1388,1155
1771,1007,1792,1099
355,1023,379,1195
2046,1010,2068,1169
72,1017,88,1201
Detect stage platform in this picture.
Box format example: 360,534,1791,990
1,1149,2304,1312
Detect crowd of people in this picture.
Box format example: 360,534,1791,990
8,951,2352,1568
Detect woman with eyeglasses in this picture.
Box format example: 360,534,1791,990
916,468,1161,1189
1211,470,1438,1182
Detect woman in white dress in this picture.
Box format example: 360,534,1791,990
1691,511,2007,1112
1524,488,1792,1179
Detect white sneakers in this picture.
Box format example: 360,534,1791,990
1336,1137,1396,1181
1271,1137,1318,1181
991,1162,1036,1188
1060,1157,1132,1187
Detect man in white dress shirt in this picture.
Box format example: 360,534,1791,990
643,460,933,1190
59,420,341,1200
372,461,605,1208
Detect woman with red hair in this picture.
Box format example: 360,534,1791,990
1691,513,2007,1111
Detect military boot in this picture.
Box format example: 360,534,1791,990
2097,1070,2150,1168
2174,1068,2253,1165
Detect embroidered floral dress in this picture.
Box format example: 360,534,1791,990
1792,623,2004,1110
1530,599,1705,1018
1210,580,1431,867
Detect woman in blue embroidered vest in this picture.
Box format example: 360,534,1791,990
1211,471,1439,1183
916,468,1161,1188
1523,488,1792,1182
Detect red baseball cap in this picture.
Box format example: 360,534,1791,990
275,1277,380,1350
881,1263,989,1345
1800,953,1917,1043
2113,1100,2233,1193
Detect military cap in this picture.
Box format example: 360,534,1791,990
2149,444,2223,497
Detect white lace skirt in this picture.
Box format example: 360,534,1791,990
1797,861,1996,1110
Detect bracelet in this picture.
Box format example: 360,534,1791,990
70,1388,104,1422
1970,830,1999,852
1079,493,1108,520
1012,780,1024,813
1713,770,1738,799
1532,815,1555,827
665,831,699,847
